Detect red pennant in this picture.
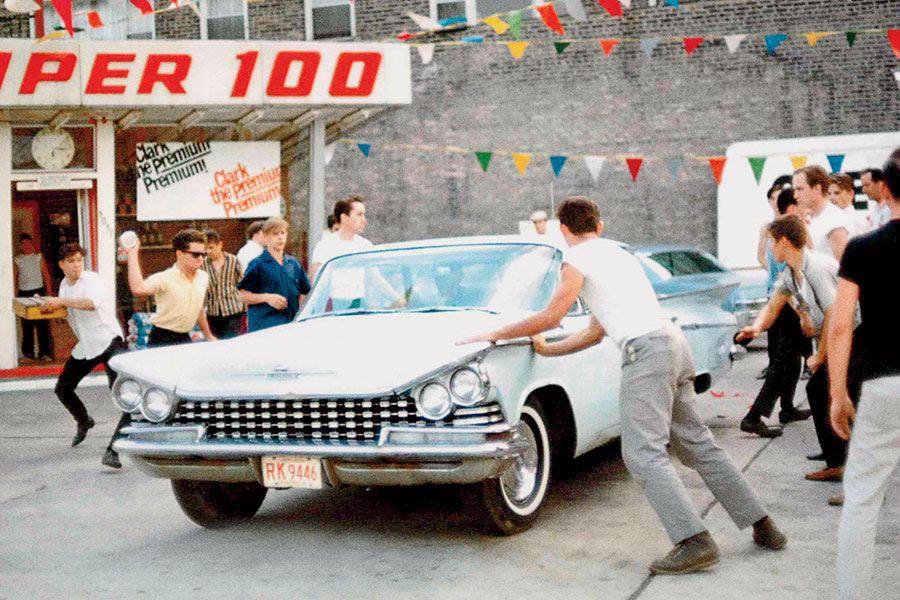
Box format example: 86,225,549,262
169,0,179,8
683,37,704,56
888,30,900,59
598,0,623,17
599,39,621,56
129,0,154,15
708,157,727,185
626,157,643,182
535,4,565,36
86,11,103,28
397,30,414,41
51,0,74,37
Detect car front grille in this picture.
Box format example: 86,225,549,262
137,397,505,444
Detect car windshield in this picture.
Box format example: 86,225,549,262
300,243,562,319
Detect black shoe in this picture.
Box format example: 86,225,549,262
756,366,769,380
72,417,95,447
740,418,783,438
650,531,720,575
779,408,812,424
807,452,826,461
101,449,122,469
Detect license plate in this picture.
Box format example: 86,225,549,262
261,456,323,489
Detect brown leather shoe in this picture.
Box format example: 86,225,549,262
649,531,720,575
805,466,844,481
828,493,844,506
753,517,787,550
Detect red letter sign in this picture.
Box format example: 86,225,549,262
138,54,192,94
231,50,258,98
329,52,381,97
266,51,320,97
0,52,11,92
19,52,78,94
85,53,135,94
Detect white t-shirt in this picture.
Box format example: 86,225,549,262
872,203,892,228
311,234,374,299
808,202,851,260
59,271,124,360
841,205,871,239
236,239,263,273
14,253,44,291
563,238,667,349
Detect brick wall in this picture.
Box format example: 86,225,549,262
0,12,29,38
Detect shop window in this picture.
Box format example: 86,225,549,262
203,0,248,40
12,126,96,172
305,0,355,41
40,0,154,40
430,0,475,24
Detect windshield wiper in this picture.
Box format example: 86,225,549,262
405,307,499,315
296,308,398,322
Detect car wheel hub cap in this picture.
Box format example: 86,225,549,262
501,422,539,504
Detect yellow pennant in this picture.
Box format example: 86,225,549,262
790,155,808,170
512,153,533,176
506,41,530,59
804,32,832,46
483,15,510,35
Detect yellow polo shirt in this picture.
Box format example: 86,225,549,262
146,265,209,333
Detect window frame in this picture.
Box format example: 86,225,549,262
304,0,356,42
200,0,250,41
429,0,477,25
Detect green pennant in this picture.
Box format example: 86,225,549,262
748,157,767,184
507,11,523,40
845,31,857,47
554,42,570,54
475,152,493,172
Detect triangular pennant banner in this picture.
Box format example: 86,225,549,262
482,15,510,35
550,155,568,177
554,42,570,54
748,157,767,184
416,44,435,64
461,36,483,43
507,10,523,39
664,0,678,6
583,156,606,182
563,0,588,22
51,0,74,36
640,38,660,57
600,39,621,56
324,143,336,166
708,157,726,185
407,12,442,31
475,152,493,172
723,34,747,53
397,30,415,41
129,0,153,15
765,34,788,54
506,41,530,59
536,4,565,36
827,154,845,173
619,0,631,7
626,157,643,182
790,155,807,170
805,32,831,46
888,30,900,59
357,143,371,158
846,31,857,47
512,153,533,176
667,158,681,181
597,0,623,18
86,11,103,28
683,37,704,56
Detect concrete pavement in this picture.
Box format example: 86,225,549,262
0,349,897,599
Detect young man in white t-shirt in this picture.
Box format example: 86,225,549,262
310,195,373,282
794,165,851,261
462,196,785,574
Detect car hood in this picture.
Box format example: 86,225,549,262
110,312,500,399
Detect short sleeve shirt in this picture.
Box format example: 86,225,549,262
238,249,311,332
145,265,209,333
808,203,851,260
311,234,374,299
773,250,859,336
59,271,123,360
563,238,667,349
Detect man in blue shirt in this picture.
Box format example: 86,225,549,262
238,217,310,332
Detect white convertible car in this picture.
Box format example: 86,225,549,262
110,237,740,534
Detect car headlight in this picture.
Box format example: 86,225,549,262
112,378,142,413
140,387,177,423
416,383,453,420
450,367,486,407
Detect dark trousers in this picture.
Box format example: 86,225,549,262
207,313,243,339
56,337,127,425
747,308,805,420
19,287,51,359
147,326,191,347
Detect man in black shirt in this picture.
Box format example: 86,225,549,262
829,148,900,599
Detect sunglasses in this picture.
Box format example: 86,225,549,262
183,250,207,258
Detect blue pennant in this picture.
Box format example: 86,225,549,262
357,143,371,158
765,34,788,55
664,0,679,6
550,155,568,177
667,158,682,181
438,16,467,27
461,36,483,43
827,154,845,173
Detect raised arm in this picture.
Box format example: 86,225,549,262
125,244,156,297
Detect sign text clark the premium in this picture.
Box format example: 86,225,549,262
136,141,283,221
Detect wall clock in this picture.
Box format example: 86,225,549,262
31,127,76,170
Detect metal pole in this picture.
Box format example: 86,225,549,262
307,118,326,266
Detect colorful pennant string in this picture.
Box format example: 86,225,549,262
357,143,371,158
708,157,727,185
765,34,788,54
550,155,568,177
667,157,682,181
723,34,747,53
597,0,623,18
483,15,510,35
584,156,607,182
50,0,74,37
512,153,533,176
626,158,644,182
683,37,703,56
827,154,845,173
475,151,493,172
789,155,808,170
506,41,530,59
554,42,570,54
600,39,621,56
748,157,767,184
846,31,857,47
535,4,565,36
888,29,900,59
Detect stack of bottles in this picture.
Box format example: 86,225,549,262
126,312,153,350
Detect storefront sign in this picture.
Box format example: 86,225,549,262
15,173,94,191
0,40,411,106
136,141,282,221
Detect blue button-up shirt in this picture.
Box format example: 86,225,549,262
238,249,311,332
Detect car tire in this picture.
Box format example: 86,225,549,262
464,398,552,535
171,479,268,529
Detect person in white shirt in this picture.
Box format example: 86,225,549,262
40,244,126,454
828,173,871,238
794,165,851,261
14,233,53,361
236,220,266,273
861,168,890,228
462,195,785,574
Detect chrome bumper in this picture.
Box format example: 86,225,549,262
114,423,526,487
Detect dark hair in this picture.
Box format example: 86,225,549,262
334,195,365,222
557,196,600,234
767,214,808,249
58,243,85,261
246,220,265,239
776,188,797,215
204,229,221,244
327,214,337,229
172,229,206,252
883,149,900,200
767,175,792,198
795,165,830,193
829,173,854,193
18,233,32,242
862,167,885,182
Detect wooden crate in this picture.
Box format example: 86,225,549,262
13,297,68,320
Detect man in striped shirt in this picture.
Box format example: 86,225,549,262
202,229,246,339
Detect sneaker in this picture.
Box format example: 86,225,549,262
72,417,95,447
753,517,787,550
779,408,812,424
101,449,122,469
805,466,844,481
649,531,720,575
828,493,844,506
740,417,783,438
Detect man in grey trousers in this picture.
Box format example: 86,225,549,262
462,196,786,574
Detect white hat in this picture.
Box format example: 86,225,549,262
529,210,548,222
